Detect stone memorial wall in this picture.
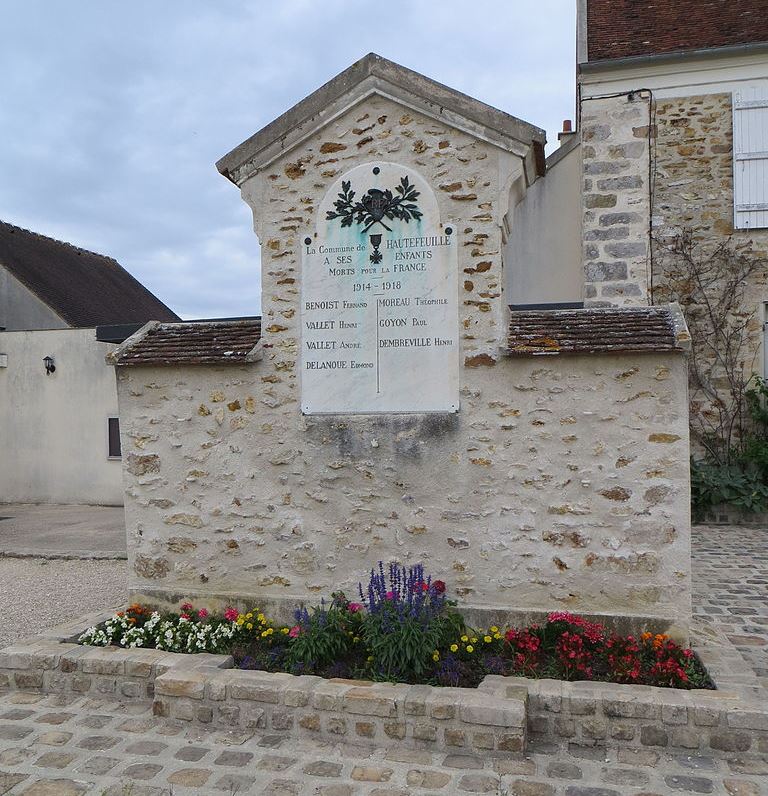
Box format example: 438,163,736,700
112,55,693,638
301,162,459,414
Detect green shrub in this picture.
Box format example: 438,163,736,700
359,563,464,680
690,459,768,517
284,598,361,673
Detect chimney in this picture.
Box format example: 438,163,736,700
558,119,575,145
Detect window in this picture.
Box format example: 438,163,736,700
108,417,121,459
733,86,768,230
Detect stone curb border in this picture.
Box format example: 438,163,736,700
0,548,127,561
0,611,525,758
0,612,766,759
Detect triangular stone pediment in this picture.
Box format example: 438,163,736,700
217,53,546,186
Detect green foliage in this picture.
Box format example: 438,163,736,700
80,596,714,691
746,375,768,427
691,459,768,517
284,601,361,673
690,375,768,517
361,603,463,680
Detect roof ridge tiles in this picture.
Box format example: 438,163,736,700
0,219,120,264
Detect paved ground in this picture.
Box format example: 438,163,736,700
0,559,127,650
0,505,126,558
692,525,768,694
0,692,765,795
0,523,765,794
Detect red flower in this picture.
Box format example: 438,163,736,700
432,580,446,594
181,602,193,612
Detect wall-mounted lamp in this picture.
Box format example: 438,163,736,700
43,356,56,375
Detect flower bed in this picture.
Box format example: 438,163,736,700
79,563,713,690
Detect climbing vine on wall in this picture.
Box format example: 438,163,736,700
654,230,767,461
653,231,768,513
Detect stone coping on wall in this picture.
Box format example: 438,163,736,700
0,611,766,760
130,588,692,644
506,303,690,357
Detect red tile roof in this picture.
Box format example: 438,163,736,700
507,306,684,356
112,319,261,366
586,0,768,62
0,221,179,327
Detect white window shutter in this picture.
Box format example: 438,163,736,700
733,86,768,230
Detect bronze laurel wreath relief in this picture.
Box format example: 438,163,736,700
325,175,422,263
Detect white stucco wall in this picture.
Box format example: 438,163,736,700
0,328,123,504
579,48,768,101
505,139,583,306
0,266,68,331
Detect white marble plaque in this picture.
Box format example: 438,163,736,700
301,162,459,414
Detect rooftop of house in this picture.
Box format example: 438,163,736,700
584,0,768,63
0,220,180,328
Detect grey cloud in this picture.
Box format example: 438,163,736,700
0,0,575,319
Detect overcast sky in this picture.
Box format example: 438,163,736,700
0,1,576,319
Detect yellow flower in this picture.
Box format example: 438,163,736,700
236,617,244,626
484,636,492,644
466,645,474,653
246,622,253,630
490,626,499,633
493,633,501,640
257,613,265,623
432,652,440,662
246,612,253,619
367,655,373,662
281,627,289,634
461,635,469,643
471,637,478,644
353,636,360,643
261,630,267,637
450,644,459,653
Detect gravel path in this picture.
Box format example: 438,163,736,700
0,557,126,649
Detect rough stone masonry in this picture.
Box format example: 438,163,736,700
110,55,693,638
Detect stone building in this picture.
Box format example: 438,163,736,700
111,56,693,638
575,0,768,454
506,1,768,453
0,220,178,504
578,0,768,303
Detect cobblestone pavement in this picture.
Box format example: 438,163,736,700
0,692,766,795
693,525,768,693
0,525,765,794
